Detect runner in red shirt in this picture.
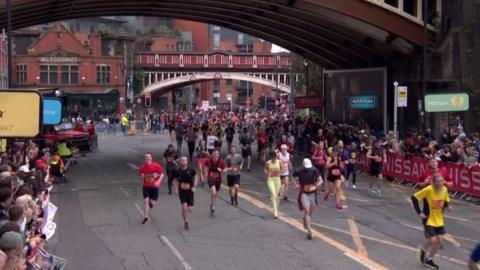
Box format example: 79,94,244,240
139,152,164,224
257,127,269,163
419,159,454,189
204,150,226,218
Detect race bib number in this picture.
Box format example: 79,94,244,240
209,172,220,178
144,174,156,184
431,200,444,210
270,170,280,177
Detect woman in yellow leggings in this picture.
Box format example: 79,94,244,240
264,150,281,218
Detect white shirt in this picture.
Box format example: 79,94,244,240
279,152,290,176
207,135,218,150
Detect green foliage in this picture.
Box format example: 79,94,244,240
97,23,110,36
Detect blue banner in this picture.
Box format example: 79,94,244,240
43,99,62,125
349,95,378,110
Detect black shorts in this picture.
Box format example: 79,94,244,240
370,168,382,177
143,187,159,200
179,190,194,206
227,175,240,187
208,180,222,191
424,225,445,238
242,148,252,158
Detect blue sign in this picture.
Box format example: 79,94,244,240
349,95,378,110
43,99,62,125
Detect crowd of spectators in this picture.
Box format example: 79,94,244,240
0,140,64,269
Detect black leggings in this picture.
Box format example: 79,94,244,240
346,165,357,185
188,142,195,160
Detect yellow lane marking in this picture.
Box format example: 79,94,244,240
348,218,369,256
311,222,468,267
235,191,389,270
345,196,370,203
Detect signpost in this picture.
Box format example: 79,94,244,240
425,93,469,112
393,83,407,138
0,90,42,137
348,95,378,110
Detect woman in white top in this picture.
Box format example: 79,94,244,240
278,144,292,201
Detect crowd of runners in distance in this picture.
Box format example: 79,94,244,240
136,109,479,270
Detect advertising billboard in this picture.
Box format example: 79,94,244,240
323,68,387,132
425,93,469,112
43,98,62,125
0,90,42,137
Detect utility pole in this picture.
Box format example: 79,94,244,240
6,0,13,88
421,0,428,132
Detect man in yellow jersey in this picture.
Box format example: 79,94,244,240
411,173,451,269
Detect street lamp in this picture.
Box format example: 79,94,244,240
303,60,309,95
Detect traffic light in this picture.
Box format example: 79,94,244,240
145,93,151,107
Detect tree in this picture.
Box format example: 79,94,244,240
97,23,110,36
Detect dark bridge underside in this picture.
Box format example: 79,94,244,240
0,0,435,68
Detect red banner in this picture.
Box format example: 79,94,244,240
295,96,323,109
357,152,480,197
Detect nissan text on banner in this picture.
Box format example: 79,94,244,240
0,90,43,137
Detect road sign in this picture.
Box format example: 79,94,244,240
0,90,43,137
397,86,408,107
425,93,469,112
348,95,378,110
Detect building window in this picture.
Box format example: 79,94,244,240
16,64,27,84
403,0,418,17
96,65,111,85
226,79,233,86
213,33,220,50
61,65,79,85
238,34,244,45
40,65,57,84
384,0,398,8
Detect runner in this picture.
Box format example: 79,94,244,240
312,141,327,192
186,126,198,161
204,150,226,217
195,140,209,187
293,158,323,240
469,242,480,270
257,127,269,163
278,144,292,201
163,144,178,195
225,123,236,151
172,155,197,230
366,140,386,197
175,123,186,151
419,159,454,189
138,153,165,224
411,173,451,269
239,128,254,172
324,151,346,210
264,151,281,218
346,142,358,190
206,131,219,155
225,146,243,206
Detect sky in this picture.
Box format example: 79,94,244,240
271,44,290,53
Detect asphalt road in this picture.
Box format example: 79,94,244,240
47,133,480,270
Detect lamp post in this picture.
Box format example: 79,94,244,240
303,60,309,96
393,81,399,138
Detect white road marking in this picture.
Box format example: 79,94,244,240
128,148,140,154
134,203,144,216
160,236,193,270
127,163,140,170
119,187,131,197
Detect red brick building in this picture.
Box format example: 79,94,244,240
12,24,126,117
0,30,7,89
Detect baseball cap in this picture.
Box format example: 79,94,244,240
303,158,313,169
17,165,30,173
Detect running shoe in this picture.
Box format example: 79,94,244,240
352,184,357,190
284,196,289,202
141,217,149,225
210,206,215,218
184,223,189,231
377,190,383,198
336,203,343,210
306,231,313,240
424,258,439,269
323,192,330,201
416,244,425,264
